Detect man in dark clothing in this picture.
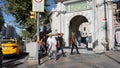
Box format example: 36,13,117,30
57,33,66,57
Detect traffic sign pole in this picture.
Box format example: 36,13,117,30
37,12,41,65
32,0,44,65
32,0,44,12
35,0,42,3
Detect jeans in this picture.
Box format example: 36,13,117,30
57,46,65,55
78,40,81,46
48,50,57,59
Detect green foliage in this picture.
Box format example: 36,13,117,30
2,0,50,37
3,0,33,25
0,9,5,31
21,29,31,38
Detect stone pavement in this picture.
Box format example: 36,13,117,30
26,42,120,68
36,49,120,68
105,50,120,64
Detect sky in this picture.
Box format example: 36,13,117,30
2,0,56,35
2,12,22,35
0,1,22,35
48,0,56,11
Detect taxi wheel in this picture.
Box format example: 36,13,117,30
0,60,2,65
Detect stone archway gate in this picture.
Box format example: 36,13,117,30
51,2,94,47
51,0,115,51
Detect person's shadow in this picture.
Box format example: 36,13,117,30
56,54,62,61
56,52,67,61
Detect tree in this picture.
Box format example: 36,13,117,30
1,0,50,37
21,29,31,38
0,9,5,31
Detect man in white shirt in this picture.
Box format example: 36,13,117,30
47,33,57,61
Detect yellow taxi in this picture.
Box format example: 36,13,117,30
1,38,23,55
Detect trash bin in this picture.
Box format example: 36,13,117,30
87,36,93,50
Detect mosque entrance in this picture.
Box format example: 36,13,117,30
69,15,90,48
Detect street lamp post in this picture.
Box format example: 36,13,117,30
104,0,109,50
37,12,41,65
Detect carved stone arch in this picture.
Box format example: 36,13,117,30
69,14,89,44
67,13,89,27
69,15,88,32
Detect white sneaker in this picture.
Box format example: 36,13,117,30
55,59,57,61
49,57,51,60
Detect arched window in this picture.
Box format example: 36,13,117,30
84,27,86,31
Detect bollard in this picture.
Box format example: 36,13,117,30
38,50,41,65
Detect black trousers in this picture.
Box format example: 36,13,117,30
71,43,79,54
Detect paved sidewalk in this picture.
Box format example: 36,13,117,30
26,45,120,68
37,50,120,68
64,48,95,54
105,50,120,64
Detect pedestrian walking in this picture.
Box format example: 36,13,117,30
115,29,120,46
38,38,46,55
47,33,57,61
86,36,89,48
77,36,81,46
57,33,66,57
69,37,73,48
42,35,47,54
70,32,80,55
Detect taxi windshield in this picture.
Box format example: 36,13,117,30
1,40,16,44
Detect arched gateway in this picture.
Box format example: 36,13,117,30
51,0,115,52
69,15,90,47
66,12,93,48
51,2,93,48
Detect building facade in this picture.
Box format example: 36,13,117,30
0,24,20,40
51,0,116,52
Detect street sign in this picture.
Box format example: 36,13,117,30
32,0,44,12
35,0,42,3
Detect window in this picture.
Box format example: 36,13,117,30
84,27,86,31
